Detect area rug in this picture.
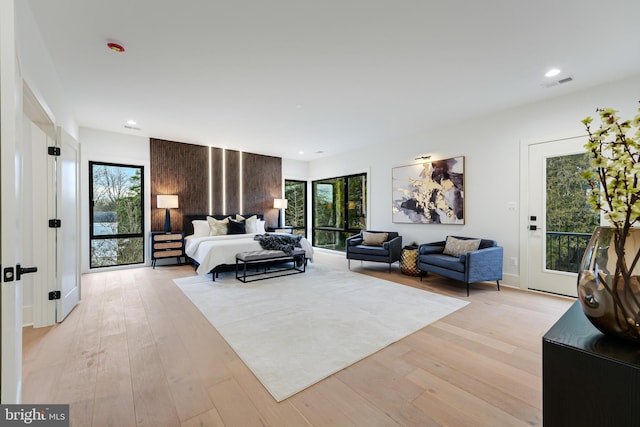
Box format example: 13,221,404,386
173,263,468,401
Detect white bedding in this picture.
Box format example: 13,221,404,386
185,233,314,276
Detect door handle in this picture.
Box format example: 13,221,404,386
16,264,38,280
529,225,537,231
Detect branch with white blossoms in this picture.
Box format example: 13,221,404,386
581,105,640,234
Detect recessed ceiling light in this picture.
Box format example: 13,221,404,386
545,68,561,77
298,151,304,155
126,120,137,126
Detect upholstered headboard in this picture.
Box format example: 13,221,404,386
183,214,264,237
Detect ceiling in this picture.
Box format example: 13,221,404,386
25,0,640,160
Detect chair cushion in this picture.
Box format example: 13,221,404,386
443,236,480,257
348,245,390,256
420,253,465,273
362,231,388,246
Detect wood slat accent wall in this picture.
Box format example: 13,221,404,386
243,152,281,227
224,149,240,215
150,138,209,232
151,139,283,231
210,147,223,212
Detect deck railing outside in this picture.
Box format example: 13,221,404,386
546,231,593,273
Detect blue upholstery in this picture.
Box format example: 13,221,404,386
417,236,503,296
346,230,402,272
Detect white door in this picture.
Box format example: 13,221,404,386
526,136,596,296
28,120,56,327
1,0,24,402
57,127,80,321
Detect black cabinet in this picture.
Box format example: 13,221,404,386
543,301,640,427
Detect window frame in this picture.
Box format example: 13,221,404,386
284,179,308,237
312,172,367,251
89,161,145,268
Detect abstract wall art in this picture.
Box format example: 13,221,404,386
392,156,465,224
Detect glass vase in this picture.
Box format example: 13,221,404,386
577,226,640,344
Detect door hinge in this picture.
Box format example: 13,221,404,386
48,290,61,300
48,146,61,156
49,219,61,228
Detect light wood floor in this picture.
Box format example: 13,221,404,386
22,250,573,426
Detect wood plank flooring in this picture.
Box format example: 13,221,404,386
22,250,573,426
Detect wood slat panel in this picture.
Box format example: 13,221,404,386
242,152,281,229
151,140,283,231
150,138,209,231
210,147,223,213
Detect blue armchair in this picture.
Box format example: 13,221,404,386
346,230,402,272
417,236,503,296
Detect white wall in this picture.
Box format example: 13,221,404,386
80,128,151,273
16,1,77,139
72,73,640,285
308,73,640,288
15,2,78,324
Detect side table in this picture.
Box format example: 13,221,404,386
150,231,185,268
400,245,421,276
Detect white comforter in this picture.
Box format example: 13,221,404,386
185,233,314,276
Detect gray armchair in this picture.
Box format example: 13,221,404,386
418,236,503,296
346,230,402,272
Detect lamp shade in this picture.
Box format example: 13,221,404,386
273,198,288,209
157,195,179,209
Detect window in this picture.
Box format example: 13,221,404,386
284,180,307,237
312,173,366,251
89,162,145,268
545,153,599,272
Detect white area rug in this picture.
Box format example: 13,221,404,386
173,262,468,401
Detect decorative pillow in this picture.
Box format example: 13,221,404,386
191,220,210,237
443,236,481,257
256,219,266,234
207,216,229,236
244,215,259,233
228,218,246,234
362,231,389,246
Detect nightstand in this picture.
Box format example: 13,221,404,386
150,231,185,268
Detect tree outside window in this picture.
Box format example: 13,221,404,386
90,162,145,268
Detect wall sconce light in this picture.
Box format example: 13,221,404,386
414,155,432,161
157,195,179,232
273,198,288,227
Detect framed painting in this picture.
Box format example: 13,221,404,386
392,156,464,224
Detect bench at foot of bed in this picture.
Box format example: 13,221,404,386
235,249,306,283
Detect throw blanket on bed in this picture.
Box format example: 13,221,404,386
254,233,303,254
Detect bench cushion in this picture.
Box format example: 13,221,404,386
236,249,305,262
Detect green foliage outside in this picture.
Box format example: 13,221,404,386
312,174,366,250
284,180,305,227
545,153,599,272
91,164,144,267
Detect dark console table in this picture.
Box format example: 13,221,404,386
543,301,640,426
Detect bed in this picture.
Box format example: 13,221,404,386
183,214,314,278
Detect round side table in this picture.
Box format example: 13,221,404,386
400,245,421,276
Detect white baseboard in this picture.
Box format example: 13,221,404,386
22,304,33,327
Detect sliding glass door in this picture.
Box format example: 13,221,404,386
312,173,366,250
89,161,145,268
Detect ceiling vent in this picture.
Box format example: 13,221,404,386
543,76,574,88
